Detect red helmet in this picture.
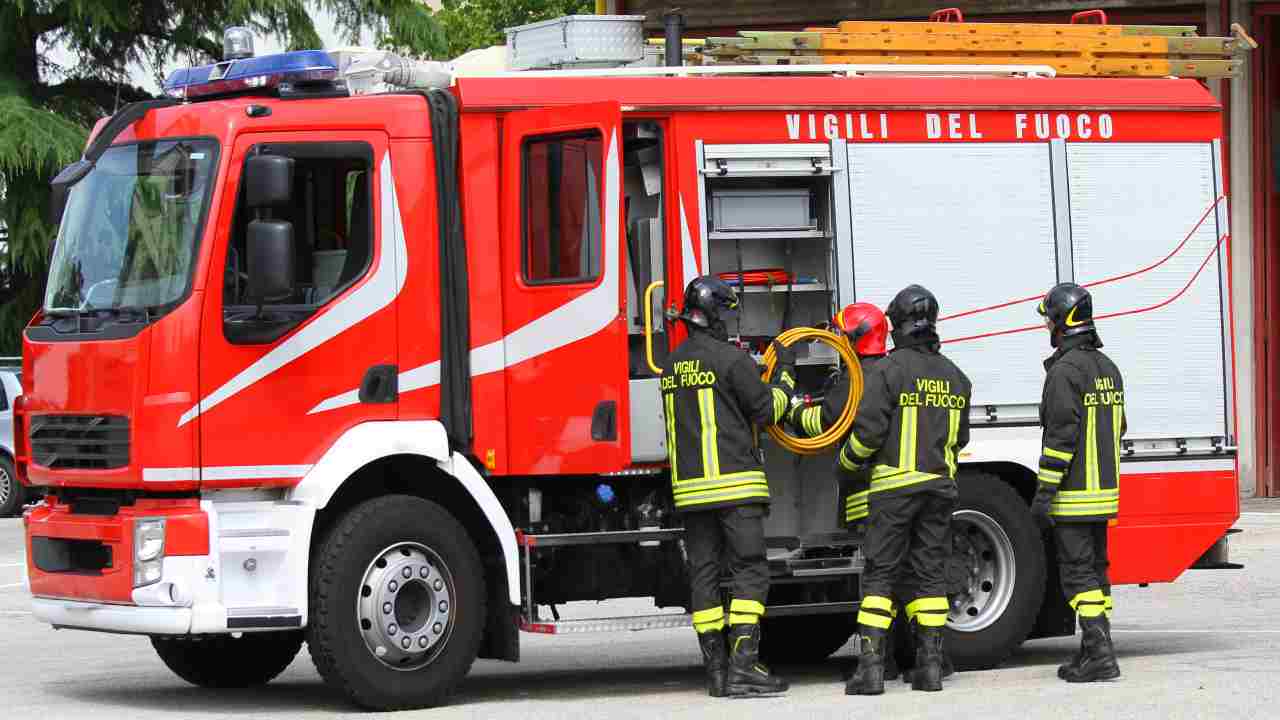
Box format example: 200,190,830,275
835,303,889,357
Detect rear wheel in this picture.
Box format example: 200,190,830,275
151,631,303,688
307,495,486,711
943,471,1045,670
0,456,23,517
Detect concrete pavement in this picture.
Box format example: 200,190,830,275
2,507,1278,719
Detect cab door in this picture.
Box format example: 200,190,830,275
500,103,628,474
194,131,397,485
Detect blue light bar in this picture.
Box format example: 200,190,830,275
163,50,339,99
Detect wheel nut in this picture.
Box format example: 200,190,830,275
438,600,449,612
420,567,430,579
402,637,412,649
419,636,429,648
383,602,392,614
388,624,398,635
433,622,443,634
402,567,412,579
389,580,398,592
434,579,444,591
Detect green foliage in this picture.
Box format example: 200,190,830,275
434,0,594,58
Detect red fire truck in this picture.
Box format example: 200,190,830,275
17,29,1239,711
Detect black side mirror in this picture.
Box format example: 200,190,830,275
247,219,295,303
48,159,94,227
245,155,294,208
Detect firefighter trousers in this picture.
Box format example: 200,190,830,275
684,504,769,632
857,488,957,632
1054,522,1112,619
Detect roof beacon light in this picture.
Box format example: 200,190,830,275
223,27,255,60
163,48,339,99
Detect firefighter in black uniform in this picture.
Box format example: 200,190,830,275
1032,282,1125,683
662,275,796,698
842,285,972,696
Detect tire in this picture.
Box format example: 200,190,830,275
0,455,23,517
307,495,486,711
151,631,303,688
943,470,1046,670
759,612,858,665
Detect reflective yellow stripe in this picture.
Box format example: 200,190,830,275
1051,503,1119,517
848,432,876,459
728,613,759,625
862,595,894,613
917,611,948,627
1112,404,1123,490
673,471,769,493
899,406,918,471
1069,589,1106,610
730,599,766,617
771,388,788,424
1085,406,1099,491
905,597,949,616
779,370,795,390
673,480,771,508
697,389,715,478
868,467,941,493
1044,446,1075,463
839,445,860,472
803,406,823,436
664,394,678,483
857,610,893,629
1038,470,1063,485
944,408,960,478
845,505,868,522
692,607,725,625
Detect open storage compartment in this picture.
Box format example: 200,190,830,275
699,143,841,366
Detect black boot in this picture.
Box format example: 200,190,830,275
1061,615,1120,683
726,624,789,696
911,625,944,692
845,630,886,696
698,630,729,698
1056,620,1084,680
902,635,955,683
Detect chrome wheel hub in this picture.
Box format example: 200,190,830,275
948,509,1016,632
357,542,454,670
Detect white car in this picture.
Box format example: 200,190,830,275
0,367,24,516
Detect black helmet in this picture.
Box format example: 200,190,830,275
1039,282,1096,346
885,284,939,337
681,275,739,332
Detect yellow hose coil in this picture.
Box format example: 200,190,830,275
761,327,864,455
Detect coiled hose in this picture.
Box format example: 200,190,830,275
760,327,864,455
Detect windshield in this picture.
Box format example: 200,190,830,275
44,139,217,314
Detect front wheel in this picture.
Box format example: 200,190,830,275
151,631,303,688
307,495,486,711
942,471,1046,670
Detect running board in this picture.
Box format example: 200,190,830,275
518,602,860,635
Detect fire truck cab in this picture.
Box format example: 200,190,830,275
17,36,1239,711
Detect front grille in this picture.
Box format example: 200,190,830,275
29,415,130,470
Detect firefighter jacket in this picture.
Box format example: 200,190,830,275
1038,335,1126,521
662,330,795,512
789,355,884,523
838,344,972,504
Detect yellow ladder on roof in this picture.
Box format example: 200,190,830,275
690,9,1255,79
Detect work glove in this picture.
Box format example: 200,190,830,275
1030,487,1056,532
770,340,797,391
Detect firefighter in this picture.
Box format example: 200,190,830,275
662,275,796,698
1032,282,1125,683
842,285,971,696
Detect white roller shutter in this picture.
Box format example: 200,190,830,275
847,143,1058,406
1066,142,1226,438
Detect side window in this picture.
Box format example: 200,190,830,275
0,377,8,411
223,142,373,343
523,132,603,284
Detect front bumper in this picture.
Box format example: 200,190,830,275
33,598,193,635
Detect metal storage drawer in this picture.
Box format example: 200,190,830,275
710,189,816,232
506,15,646,70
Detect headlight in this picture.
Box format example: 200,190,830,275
135,518,166,562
